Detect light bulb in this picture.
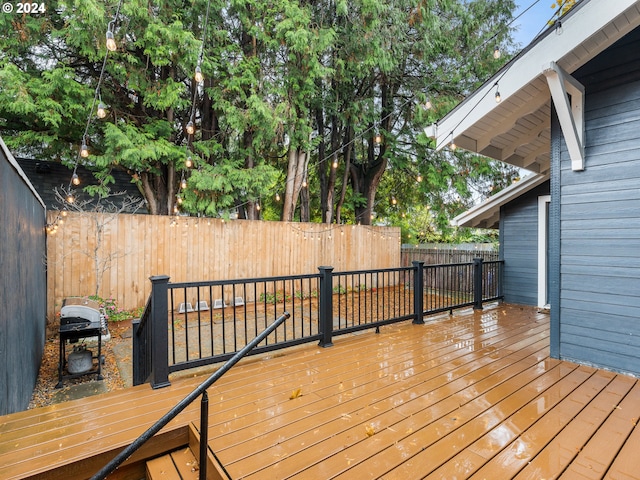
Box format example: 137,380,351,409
80,142,89,158
173,205,179,213
256,203,261,211
177,195,183,205
275,193,280,201
374,133,382,145
417,174,422,182
61,209,68,217
180,178,187,189
450,141,457,151
391,196,397,205
185,156,193,168
302,179,307,188
194,66,204,83
424,99,432,109
72,173,80,186
97,102,107,118
185,120,195,135
66,194,75,204
106,30,117,52
493,46,501,59
332,159,338,169
495,90,501,103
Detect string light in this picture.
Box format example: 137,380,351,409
391,196,397,205
194,65,204,83
96,102,107,118
493,46,501,59
106,26,117,52
332,154,338,169
417,174,422,182
176,194,183,205
185,120,195,135
302,178,307,188
180,178,187,189
80,139,89,158
185,156,193,168
494,82,501,103
66,193,75,204
449,132,457,151
275,193,280,201
256,202,261,211
374,131,383,145
423,98,432,109
71,173,80,186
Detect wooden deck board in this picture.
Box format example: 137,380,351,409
2,304,640,480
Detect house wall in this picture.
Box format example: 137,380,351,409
499,181,550,306
554,27,640,375
0,139,47,415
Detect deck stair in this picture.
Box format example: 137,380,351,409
146,424,229,480
146,447,199,479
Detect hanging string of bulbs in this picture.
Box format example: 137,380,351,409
64,0,553,231
443,0,566,151
65,0,124,206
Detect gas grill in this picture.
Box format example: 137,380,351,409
56,298,107,388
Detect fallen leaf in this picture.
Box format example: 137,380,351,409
365,424,375,437
290,388,302,399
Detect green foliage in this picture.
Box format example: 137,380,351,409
87,295,141,322
1,0,520,227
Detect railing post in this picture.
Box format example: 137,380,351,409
318,266,334,348
199,391,209,480
150,274,171,388
132,318,143,386
412,261,425,324
473,258,483,310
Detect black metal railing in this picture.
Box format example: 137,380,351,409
93,311,290,480
134,259,503,388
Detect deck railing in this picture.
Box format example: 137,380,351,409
133,259,503,387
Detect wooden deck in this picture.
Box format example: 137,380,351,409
2,304,640,479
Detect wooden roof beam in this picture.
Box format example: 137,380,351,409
543,62,585,171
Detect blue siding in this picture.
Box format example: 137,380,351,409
556,28,640,375
500,181,549,306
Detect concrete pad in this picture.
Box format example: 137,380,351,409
51,381,108,404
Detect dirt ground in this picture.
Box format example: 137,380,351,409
28,320,133,409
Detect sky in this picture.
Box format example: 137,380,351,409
512,0,558,47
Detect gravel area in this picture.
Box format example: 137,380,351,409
28,321,132,409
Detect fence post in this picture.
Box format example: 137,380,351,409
132,318,143,386
473,258,483,310
150,274,171,388
412,261,425,324
318,266,334,348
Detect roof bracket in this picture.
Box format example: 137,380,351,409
543,62,585,171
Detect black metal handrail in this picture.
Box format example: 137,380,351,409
91,311,291,480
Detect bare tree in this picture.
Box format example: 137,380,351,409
53,188,145,298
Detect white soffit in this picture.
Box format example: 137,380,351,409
452,173,550,229
427,0,640,173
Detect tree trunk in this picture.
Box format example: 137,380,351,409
282,147,308,221
335,125,354,224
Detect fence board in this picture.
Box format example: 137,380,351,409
45,212,401,325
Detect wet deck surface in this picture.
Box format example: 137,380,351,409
2,304,640,479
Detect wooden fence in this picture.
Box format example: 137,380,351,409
401,245,499,266
46,211,401,325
